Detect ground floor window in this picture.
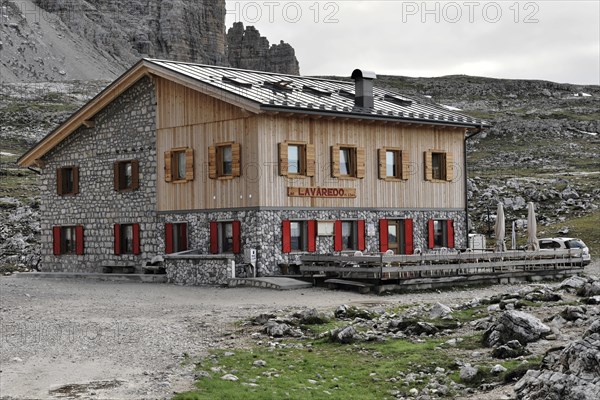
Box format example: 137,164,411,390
165,223,188,254
114,223,141,255
210,221,241,254
428,219,455,249
53,225,84,255
282,220,317,253
334,220,365,251
379,219,414,254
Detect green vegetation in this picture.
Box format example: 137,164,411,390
539,210,600,253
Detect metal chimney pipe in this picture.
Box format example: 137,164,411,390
351,69,377,108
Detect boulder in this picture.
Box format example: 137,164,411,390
429,303,453,319
330,325,357,344
405,322,439,336
334,304,349,318
264,321,295,337
293,308,329,325
492,340,529,359
560,306,587,322
558,276,588,291
577,281,600,298
459,364,479,383
483,310,551,347
584,319,600,338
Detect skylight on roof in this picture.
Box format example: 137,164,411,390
338,90,355,100
302,85,332,96
384,94,413,107
263,80,294,92
222,76,253,88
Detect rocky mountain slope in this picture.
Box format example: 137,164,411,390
0,0,299,82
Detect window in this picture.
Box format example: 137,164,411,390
282,220,317,253
424,150,453,182
165,223,188,254
379,219,413,254
427,219,455,249
114,160,139,191
56,166,79,195
331,145,365,179
278,142,315,177
114,223,141,255
164,148,194,183
209,142,241,179
334,220,365,251
378,148,409,180
210,221,241,254
52,225,84,255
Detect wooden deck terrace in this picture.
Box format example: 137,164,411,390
299,249,585,292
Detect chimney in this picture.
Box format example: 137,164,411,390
351,69,377,108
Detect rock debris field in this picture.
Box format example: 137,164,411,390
1,261,599,400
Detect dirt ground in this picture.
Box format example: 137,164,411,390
1,262,598,399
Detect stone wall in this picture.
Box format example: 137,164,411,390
163,208,467,276
165,254,235,286
39,77,160,272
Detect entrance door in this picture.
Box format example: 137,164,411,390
387,220,406,255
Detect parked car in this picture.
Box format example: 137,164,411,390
539,237,591,265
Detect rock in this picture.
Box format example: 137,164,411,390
334,304,348,318
264,321,291,337
405,322,439,336
584,319,600,337
491,364,508,374
558,276,589,291
330,325,357,344
483,310,551,347
252,313,276,325
194,371,211,379
492,340,529,359
293,308,329,325
560,306,587,321
577,281,600,297
585,296,600,305
221,374,239,381
409,387,419,396
253,360,267,367
460,364,479,383
429,303,453,319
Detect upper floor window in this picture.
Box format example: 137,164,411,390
278,141,316,177
209,142,241,179
331,145,365,179
164,148,194,183
424,150,453,182
378,148,409,181
52,225,84,255
56,166,79,195
114,160,139,192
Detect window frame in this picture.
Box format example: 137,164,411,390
114,159,139,192
339,146,357,178
210,221,241,254
164,147,194,183
334,220,366,252
56,166,79,196
331,144,365,179
114,223,141,255
424,149,453,182
431,152,447,181
53,225,84,256
428,219,455,249
287,143,306,176
216,144,233,178
278,141,315,178
209,142,241,180
165,222,188,254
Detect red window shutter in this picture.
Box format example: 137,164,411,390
307,220,317,252
53,226,61,255
447,220,455,249
75,225,84,255
165,223,174,254
379,219,388,252
404,219,414,255
114,224,121,255
209,222,219,254
133,223,141,255
232,220,241,254
334,220,343,252
180,223,188,251
282,220,291,254
428,220,435,249
357,220,366,251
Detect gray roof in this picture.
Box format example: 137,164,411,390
146,58,489,129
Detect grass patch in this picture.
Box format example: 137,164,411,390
539,210,600,254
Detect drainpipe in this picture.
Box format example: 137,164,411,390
464,124,484,249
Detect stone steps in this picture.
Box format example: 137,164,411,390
228,277,313,290
13,272,168,284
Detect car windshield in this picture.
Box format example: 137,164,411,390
566,239,586,249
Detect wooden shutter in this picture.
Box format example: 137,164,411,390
113,162,120,191
428,220,435,249
208,146,217,179
180,223,188,251
164,151,173,182
75,225,84,256
401,150,410,180
232,220,241,254
330,145,340,178
306,144,316,177
72,166,79,195
56,169,63,195
379,219,388,252
132,223,141,255
185,148,194,181
165,223,174,254
278,143,288,176
445,152,454,182
357,220,366,251
447,220,455,248
231,143,241,177
356,147,366,179
281,220,291,253
307,220,317,252
334,220,343,251
209,222,219,254
131,160,140,190
378,149,387,179
404,219,414,255
424,151,433,181
53,226,61,255
114,224,121,255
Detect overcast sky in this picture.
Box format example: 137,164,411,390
225,1,599,85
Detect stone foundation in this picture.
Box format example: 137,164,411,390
165,253,235,285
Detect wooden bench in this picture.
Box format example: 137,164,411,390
325,278,375,294
102,265,135,274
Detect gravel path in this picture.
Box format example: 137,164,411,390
1,261,598,399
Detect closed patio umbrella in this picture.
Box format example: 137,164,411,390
511,220,517,250
494,202,506,252
527,202,539,251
